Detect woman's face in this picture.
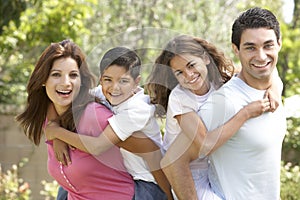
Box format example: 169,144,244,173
45,57,81,115
170,54,210,95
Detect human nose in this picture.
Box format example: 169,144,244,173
111,81,120,91
184,69,194,78
61,75,71,85
256,48,268,61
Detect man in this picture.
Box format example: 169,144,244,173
199,7,286,199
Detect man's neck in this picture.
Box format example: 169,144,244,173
238,72,272,90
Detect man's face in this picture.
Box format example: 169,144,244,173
233,28,281,88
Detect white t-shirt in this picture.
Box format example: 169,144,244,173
199,76,286,200
94,85,162,182
164,84,222,200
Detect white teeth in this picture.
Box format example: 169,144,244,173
57,90,71,94
110,93,121,96
187,75,200,84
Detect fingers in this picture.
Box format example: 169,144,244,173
64,150,72,165
55,152,67,166
262,98,271,113
55,153,64,165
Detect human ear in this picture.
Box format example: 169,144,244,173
203,54,211,65
277,37,282,50
135,75,141,85
232,43,239,56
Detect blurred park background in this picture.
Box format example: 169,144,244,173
0,0,299,199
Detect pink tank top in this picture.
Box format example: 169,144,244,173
47,102,134,200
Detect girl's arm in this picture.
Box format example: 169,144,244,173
265,68,283,112
175,98,271,157
160,99,270,199
161,133,199,200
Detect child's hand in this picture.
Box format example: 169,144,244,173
244,98,271,118
45,121,60,140
264,88,280,113
53,139,71,166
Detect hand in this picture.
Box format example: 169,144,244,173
264,88,280,112
244,98,271,118
45,121,60,140
53,139,72,166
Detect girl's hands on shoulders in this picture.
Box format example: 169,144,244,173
264,88,280,112
243,98,271,119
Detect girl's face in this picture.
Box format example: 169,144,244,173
170,54,210,95
100,65,139,106
45,57,81,115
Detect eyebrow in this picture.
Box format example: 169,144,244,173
242,39,275,46
186,60,193,67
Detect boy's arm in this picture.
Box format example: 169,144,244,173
45,123,121,155
46,125,174,199
119,132,174,200
46,103,71,165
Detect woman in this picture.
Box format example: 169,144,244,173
16,40,134,199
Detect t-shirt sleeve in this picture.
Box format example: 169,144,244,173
108,102,154,141
168,89,196,118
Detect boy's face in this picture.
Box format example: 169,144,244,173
100,65,139,106
233,28,281,88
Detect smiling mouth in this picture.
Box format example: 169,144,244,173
109,93,122,97
186,74,200,84
252,61,271,68
57,90,72,95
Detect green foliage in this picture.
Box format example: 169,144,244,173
0,0,27,34
0,158,31,200
282,116,300,165
278,23,300,97
281,162,300,200
0,0,96,109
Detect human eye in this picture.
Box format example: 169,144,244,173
102,77,111,82
50,71,61,77
245,46,255,51
187,62,196,69
70,72,80,79
174,70,182,77
265,43,274,49
119,78,130,84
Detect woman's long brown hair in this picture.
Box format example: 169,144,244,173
16,40,96,145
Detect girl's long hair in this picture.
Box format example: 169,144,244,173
145,35,235,117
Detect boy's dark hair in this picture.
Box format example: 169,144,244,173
99,46,141,79
231,7,280,49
